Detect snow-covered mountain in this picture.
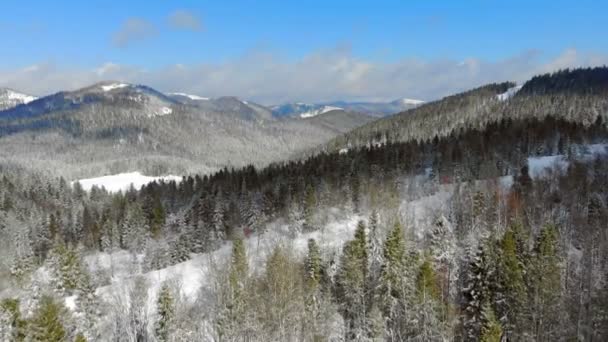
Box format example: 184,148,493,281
272,103,344,118
0,81,374,178
272,97,425,118
0,88,37,111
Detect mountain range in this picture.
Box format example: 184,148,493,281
0,82,376,178
270,98,424,118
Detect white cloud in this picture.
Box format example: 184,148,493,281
168,10,203,31
112,18,157,48
1,48,606,102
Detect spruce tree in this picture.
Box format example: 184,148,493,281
497,229,527,338
0,298,26,341
304,239,324,339
378,221,415,341
529,224,561,341
74,332,87,342
480,302,503,342
155,284,175,342
28,295,67,342
462,237,499,340
336,220,369,340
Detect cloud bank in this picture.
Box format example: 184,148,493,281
168,10,203,31
112,18,157,48
1,48,606,105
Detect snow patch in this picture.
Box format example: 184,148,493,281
73,172,182,193
497,85,523,101
170,92,209,101
400,98,425,105
527,155,568,179
101,83,130,92
300,105,343,118
6,89,37,103
160,107,173,115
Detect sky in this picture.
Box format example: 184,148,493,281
1,0,607,104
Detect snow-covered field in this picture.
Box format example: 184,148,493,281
73,172,182,193
527,143,608,179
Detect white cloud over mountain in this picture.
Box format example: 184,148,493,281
1,48,606,104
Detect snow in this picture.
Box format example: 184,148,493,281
101,83,130,92
160,106,173,115
93,215,361,310
497,85,523,101
5,89,37,103
64,295,77,311
169,92,209,101
73,172,182,193
339,148,349,154
300,105,343,118
527,155,569,179
400,98,425,105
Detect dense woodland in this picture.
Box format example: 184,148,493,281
1,68,608,341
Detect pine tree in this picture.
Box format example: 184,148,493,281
378,220,415,340
216,238,249,340
462,238,499,340
48,242,87,295
28,295,67,342
336,220,369,340
304,239,324,339
0,298,26,341
260,245,302,340
480,302,503,342
74,332,87,342
529,224,562,341
368,210,383,285
155,284,175,342
415,258,447,341
497,229,527,338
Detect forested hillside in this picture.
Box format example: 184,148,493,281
321,67,608,155
1,68,608,341
0,82,373,179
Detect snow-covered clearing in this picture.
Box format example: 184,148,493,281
73,172,182,193
527,143,608,179
497,85,523,101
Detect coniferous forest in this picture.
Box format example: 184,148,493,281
1,68,608,341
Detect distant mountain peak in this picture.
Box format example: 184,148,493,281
0,88,38,110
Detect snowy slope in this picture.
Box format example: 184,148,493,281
89,215,361,308
0,88,38,110
497,85,523,101
73,172,182,192
300,105,343,118
168,92,210,101
100,83,130,92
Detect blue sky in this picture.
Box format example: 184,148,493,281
1,0,607,103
